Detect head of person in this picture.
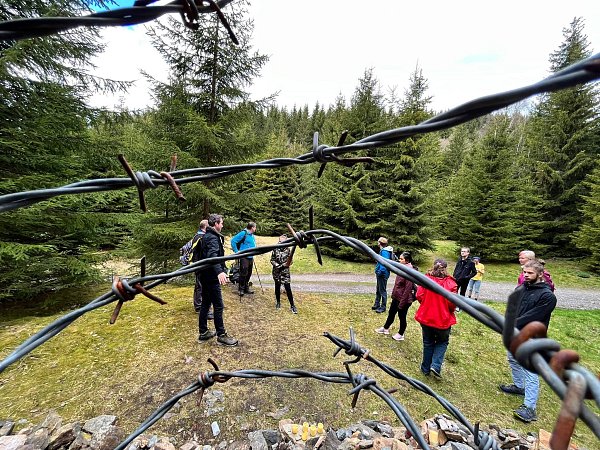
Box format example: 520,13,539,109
518,250,535,265
473,256,481,264
428,258,449,278
522,260,544,284
278,234,287,243
208,213,223,232
399,251,413,265
246,221,257,234
199,219,208,231
460,247,470,259
377,237,388,248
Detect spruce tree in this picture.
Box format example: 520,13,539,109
573,165,600,272
525,17,600,254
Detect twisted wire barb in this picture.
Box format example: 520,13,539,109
0,52,599,213
0,0,237,41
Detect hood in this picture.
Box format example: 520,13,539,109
383,246,393,252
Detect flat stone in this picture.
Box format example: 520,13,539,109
319,429,342,450
180,443,202,450
247,431,268,450
83,415,117,435
226,441,250,450
0,434,27,450
40,410,63,436
0,420,15,436
49,422,81,449
154,438,177,450
25,427,49,449
68,431,92,450
372,436,408,450
89,425,126,450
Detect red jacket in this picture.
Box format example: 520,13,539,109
415,275,458,329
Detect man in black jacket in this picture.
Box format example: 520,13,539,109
194,214,238,347
498,260,557,422
453,247,476,296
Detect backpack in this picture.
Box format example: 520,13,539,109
179,233,203,266
410,264,420,301
390,251,399,262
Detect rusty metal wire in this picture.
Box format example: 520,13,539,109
0,52,599,213
0,0,238,42
114,330,502,450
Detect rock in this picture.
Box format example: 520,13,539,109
68,431,92,450
372,436,408,450
450,443,472,450
318,429,341,450
180,443,201,450
83,415,117,435
211,422,220,437
153,437,177,450
0,434,27,450
262,430,280,447
500,437,521,449
89,425,126,450
337,437,360,450
0,420,15,437
248,430,268,450
266,407,289,420
348,423,378,440
49,422,81,449
25,427,50,449
226,441,250,450
357,439,373,449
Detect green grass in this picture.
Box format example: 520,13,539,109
0,284,598,448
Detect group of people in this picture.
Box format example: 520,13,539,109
185,216,298,348
371,239,557,423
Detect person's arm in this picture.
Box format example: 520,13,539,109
270,250,279,268
469,261,477,279
230,231,242,252
204,236,225,277
416,285,426,303
516,291,557,329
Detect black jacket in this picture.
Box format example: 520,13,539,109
515,282,557,329
453,257,476,281
194,227,226,279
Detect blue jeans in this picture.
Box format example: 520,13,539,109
507,351,539,409
374,273,389,309
467,279,481,296
198,276,226,336
420,325,451,374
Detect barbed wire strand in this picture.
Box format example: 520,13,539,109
0,0,237,41
1,228,598,446
0,52,599,213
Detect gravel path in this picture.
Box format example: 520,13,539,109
254,273,600,310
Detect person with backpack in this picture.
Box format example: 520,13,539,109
415,259,458,378
375,252,417,341
372,237,394,313
195,214,238,347
180,220,213,318
231,221,257,296
270,234,297,314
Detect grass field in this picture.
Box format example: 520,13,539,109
1,278,599,448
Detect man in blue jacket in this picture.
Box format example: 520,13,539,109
372,237,394,313
498,259,557,422
231,221,257,296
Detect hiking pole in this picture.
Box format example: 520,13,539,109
253,260,265,294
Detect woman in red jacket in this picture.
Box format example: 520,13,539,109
374,252,417,341
415,259,458,378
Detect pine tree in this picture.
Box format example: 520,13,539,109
525,17,600,254
573,165,600,272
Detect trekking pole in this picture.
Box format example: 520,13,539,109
253,260,265,294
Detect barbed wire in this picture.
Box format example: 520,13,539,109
115,330,503,450
0,0,237,42
1,227,599,446
0,52,599,213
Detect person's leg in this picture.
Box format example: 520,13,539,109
193,272,203,312
420,325,435,375
373,275,382,309
380,275,389,311
466,279,474,298
398,305,409,336
473,280,481,301
507,351,525,389
383,300,399,329
522,366,540,410
458,279,468,296
431,327,451,374
274,280,281,307
283,283,294,306
239,258,252,293
209,282,226,336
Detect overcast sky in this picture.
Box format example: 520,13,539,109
89,0,600,113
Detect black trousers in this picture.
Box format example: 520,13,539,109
456,278,470,296
383,300,410,335
193,272,203,312
239,257,252,291
274,281,294,306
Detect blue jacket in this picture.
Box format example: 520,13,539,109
375,246,394,277
231,229,256,258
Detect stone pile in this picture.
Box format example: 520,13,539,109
0,410,581,450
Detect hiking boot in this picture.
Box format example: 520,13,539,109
217,333,238,347
275,302,281,309
374,327,389,335
431,367,442,378
198,330,216,342
371,304,379,310
499,384,525,396
375,307,386,313
514,405,537,422
392,333,404,341
291,305,298,314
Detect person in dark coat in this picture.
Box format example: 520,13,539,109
270,234,297,314
453,247,476,296
195,214,238,347
498,259,557,423
375,252,417,341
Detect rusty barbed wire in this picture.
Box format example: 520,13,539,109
114,330,502,450
1,228,598,446
0,52,599,213
0,0,238,42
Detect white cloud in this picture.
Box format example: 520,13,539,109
89,0,600,112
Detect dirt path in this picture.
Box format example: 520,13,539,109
253,273,600,310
